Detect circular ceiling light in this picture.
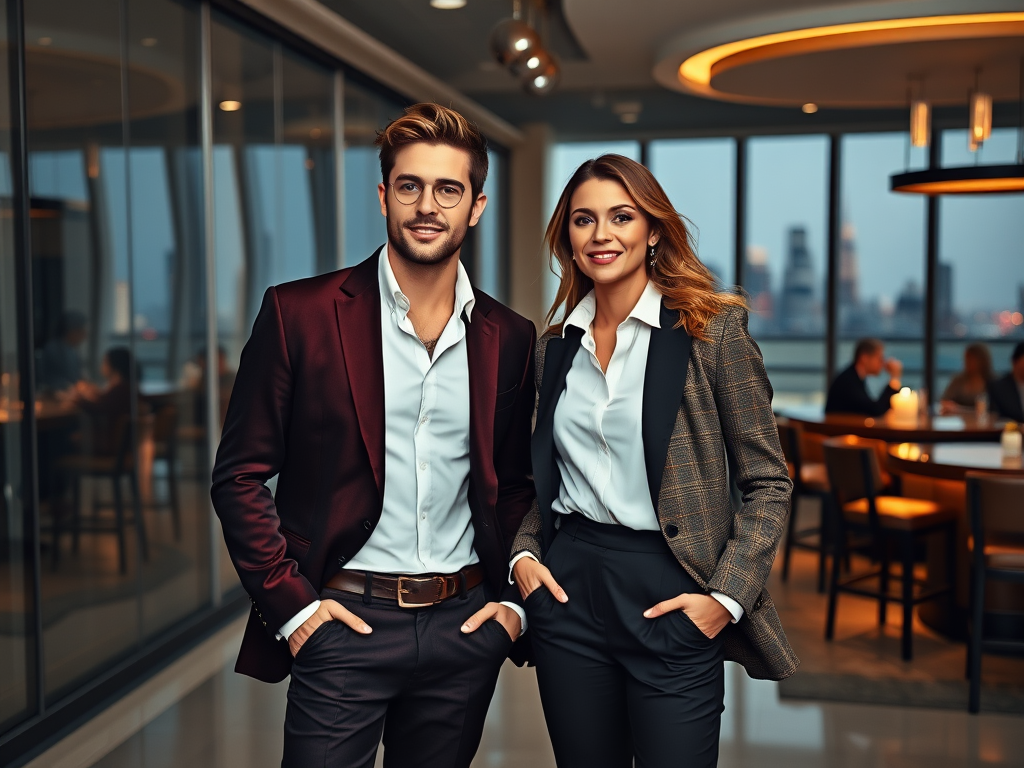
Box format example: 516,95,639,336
664,12,1024,106
219,100,242,112
890,164,1024,195
801,102,818,113
524,58,560,96
490,18,541,67
430,0,466,8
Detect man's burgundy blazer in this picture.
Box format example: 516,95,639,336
211,253,537,683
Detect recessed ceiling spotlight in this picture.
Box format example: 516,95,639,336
219,100,242,112
141,37,158,47
430,0,466,8
802,103,818,114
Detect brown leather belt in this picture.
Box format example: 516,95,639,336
324,564,485,608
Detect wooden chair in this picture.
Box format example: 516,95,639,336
53,413,148,573
822,435,956,661
966,472,1024,713
777,418,832,592
150,403,181,540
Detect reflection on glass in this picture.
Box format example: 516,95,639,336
127,0,211,642
745,136,829,405
344,79,404,266
26,0,142,701
475,147,505,299
649,138,736,287
839,133,926,394
0,0,34,732
937,128,1024,397
210,10,338,596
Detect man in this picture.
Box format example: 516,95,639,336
39,310,87,393
211,103,536,768
825,338,903,416
988,341,1024,422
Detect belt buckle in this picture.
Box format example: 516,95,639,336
397,575,445,608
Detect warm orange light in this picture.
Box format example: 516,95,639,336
910,100,930,148
895,178,1024,194
219,100,242,112
679,13,1024,91
969,91,992,150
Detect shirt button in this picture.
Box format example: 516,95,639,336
337,556,346,565
420,416,429,425
419,462,427,470
363,519,373,530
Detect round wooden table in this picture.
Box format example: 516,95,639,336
888,442,1024,480
777,406,1005,443
886,442,1024,640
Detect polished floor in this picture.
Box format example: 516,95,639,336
34,497,1024,768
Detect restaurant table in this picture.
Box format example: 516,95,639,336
776,405,1005,443
886,442,1024,641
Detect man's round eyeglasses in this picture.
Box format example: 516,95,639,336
390,180,464,209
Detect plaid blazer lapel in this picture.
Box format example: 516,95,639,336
642,302,692,512
532,326,583,552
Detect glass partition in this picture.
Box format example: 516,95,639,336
0,0,34,733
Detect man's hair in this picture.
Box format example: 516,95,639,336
854,338,884,362
375,103,489,199
1013,341,1024,363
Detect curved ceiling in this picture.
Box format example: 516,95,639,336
562,0,1024,107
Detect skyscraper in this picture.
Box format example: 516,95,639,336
779,226,817,332
839,221,859,307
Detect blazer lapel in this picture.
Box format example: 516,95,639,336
466,302,500,508
532,326,583,550
335,256,385,500
642,302,692,512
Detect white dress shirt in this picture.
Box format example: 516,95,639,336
511,282,743,624
280,246,525,639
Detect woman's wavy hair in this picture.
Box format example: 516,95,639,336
545,154,745,339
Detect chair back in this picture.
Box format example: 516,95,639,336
822,435,888,531
966,472,1024,573
776,418,801,484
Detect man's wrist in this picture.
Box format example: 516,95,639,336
500,600,527,636
277,600,320,641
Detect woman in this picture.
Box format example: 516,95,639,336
940,343,994,413
511,155,796,768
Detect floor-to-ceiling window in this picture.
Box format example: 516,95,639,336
839,132,927,396
649,138,736,289
745,135,830,406
936,127,1024,403
342,78,404,266
0,0,34,735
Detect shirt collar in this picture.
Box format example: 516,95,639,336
563,281,662,337
378,245,476,322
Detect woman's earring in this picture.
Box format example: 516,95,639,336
648,245,657,267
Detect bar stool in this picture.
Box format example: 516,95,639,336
777,418,831,592
966,472,1024,714
823,435,956,661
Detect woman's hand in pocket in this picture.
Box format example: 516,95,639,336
512,556,568,603
644,593,732,639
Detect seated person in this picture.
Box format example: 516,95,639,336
38,310,88,393
940,343,994,413
825,338,903,417
987,342,1024,422
74,347,139,455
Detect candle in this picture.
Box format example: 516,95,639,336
890,387,919,425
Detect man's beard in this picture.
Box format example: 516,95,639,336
386,209,468,267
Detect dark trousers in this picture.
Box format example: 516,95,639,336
526,513,725,768
282,582,513,768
